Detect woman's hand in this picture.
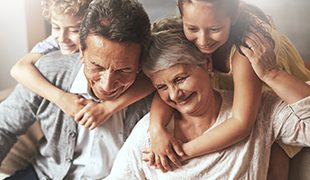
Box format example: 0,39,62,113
149,127,185,172
240,26,278,81
74,99,113,129
55,92,85,118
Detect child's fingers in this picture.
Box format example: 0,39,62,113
77,114,88,125
159,155,172,172
74,102,95,122
89,122,97,130
171,140,185,157
74,108,85,122
84,117,94,128
142,150,155,166
149,153,155,166
155,155,167,172
166,152,181,168
76,98,93,107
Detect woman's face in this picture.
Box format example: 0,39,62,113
150,63,213,116
51,13,82,54
182,1,232,54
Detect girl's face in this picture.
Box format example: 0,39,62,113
182,1,232,54
51,13,82,54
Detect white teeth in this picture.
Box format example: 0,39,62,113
179,101,186,105
177,94,192,105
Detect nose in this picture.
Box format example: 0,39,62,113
168,86,182,103
98,70,116,92
58,29,68,43
197,31,209,47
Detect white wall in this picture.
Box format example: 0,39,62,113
0,0,45,90
245,0,310,60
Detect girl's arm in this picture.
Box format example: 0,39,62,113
10,53,83,117
148,93,185,171
75,72,155,129
139,94,185,172
183,50,262,159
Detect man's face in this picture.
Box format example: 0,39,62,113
81,35,141,101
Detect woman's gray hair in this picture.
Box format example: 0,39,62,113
143,16,211,76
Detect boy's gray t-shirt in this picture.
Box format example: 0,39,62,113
31,35,59,54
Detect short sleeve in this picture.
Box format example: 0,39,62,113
31,36,59,55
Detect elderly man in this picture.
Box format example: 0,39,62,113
0,0,151,179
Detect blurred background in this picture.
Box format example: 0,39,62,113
0,0,309,91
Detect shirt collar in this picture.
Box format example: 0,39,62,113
70,65,102,102
70,64,88,94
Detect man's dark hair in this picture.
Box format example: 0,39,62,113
80,0,151,58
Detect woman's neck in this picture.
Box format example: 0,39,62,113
174,90,222,142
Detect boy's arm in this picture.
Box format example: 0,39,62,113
76,72,155,129
10,53,83,117
10,53,64,101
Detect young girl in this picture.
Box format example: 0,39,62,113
148,0,310,174
10,0,154,129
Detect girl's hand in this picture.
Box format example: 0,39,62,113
149,127,184,172
142,148,156,166
74,99,113,129
240,27,278,81
142,147,185,172
56,92,85,118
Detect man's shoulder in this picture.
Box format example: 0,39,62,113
36,51,82,89
37,51,79,68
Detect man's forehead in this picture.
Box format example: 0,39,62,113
83,35,141,68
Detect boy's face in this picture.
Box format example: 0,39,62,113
51,13,82,54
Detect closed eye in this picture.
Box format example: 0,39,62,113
174,76,188,84
187,27,198,32
156,84,167,91
115,68,133,73
209,27,222,32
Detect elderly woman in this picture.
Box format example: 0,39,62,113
105,19,310,179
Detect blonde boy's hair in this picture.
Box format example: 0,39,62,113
41,0,91,20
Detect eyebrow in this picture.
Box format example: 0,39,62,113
90,61,101,67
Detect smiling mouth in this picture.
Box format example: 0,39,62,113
200,43,215,50
101,89,118,97
176,93,194,105
60,44,75,49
